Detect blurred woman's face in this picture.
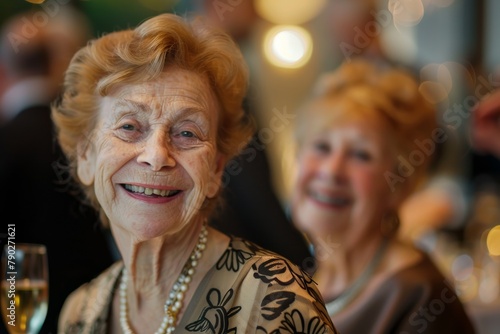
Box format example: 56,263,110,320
291,109,397,241
77,68,224,240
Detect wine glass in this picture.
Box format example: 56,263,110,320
1,243,48,334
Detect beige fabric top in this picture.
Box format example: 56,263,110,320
58,237,338,334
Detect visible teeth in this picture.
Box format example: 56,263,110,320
124,184,178,197
312,192,350,205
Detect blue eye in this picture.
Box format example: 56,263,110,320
180,131,194,137
121,124,135,131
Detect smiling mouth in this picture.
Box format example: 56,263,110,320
310,191,352,206
122,184,181,197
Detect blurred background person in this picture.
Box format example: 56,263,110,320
0,6,114,333
471,88,500,159
290,59,476,333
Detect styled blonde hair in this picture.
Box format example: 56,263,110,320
52,13,254,226
295,59,437,194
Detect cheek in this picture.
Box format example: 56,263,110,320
294,154,316,188
182,148,219,196
351,167,392,200
94,140,131,196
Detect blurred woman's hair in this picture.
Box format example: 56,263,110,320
295,59,437,195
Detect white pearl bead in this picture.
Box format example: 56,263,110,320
118,225,208,334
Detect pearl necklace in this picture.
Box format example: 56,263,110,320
325,238,388,316
119,225,208,334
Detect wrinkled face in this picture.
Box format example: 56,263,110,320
77,68,224,240
291,110,397,241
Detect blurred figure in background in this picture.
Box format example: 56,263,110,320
326,0,470,248
290,59,476,333
471,88,500,159
0,6,114,333
0,5,91,122
195,0,312,270
326,0,391,66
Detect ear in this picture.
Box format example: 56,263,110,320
206,152,227,198
76,139,95,186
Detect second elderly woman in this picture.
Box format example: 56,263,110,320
53,13,336,334
290,59,475,333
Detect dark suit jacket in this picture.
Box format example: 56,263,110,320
0,105,114,334
210,135,312,271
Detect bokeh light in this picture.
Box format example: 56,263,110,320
479,274,499,304
487,225,500,256
419,63,453,104
389,0,425,28
451,253,474,281
263,25,313,69
255,0,327,25
25,0,45,4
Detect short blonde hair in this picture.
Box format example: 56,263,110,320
295,59,437,193
52,13,254,226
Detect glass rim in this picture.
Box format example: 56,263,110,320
3,243,47,254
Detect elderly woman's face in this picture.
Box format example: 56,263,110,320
77,68,223,239
291,110,397,240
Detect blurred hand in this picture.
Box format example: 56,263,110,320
471,89,500,157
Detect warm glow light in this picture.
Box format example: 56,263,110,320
418,63,454,104
420,63,453,93
487,225,500,256
263,26,312,69
25,0,46,4
479,275,499,304
454,269,479,302
389,0,425,27
255,0,327,25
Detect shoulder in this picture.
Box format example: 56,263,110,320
58,262,122,333
379,252,475,333
377,243,454,302
216,237,312,281
200,237,338,333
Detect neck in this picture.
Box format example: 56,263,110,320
111,219,203,303
313,232,387,300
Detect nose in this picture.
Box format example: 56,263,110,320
137,130,176,171
319,150,347,184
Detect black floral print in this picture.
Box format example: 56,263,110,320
261,291,296,320
257,310,330,334
253,258,296,286
216,243,254,272
277,309,329,334
186,288,241,333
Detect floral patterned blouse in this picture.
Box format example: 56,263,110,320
58,237,338,334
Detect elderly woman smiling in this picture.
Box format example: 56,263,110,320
53,13,336,334
290,59,475,334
